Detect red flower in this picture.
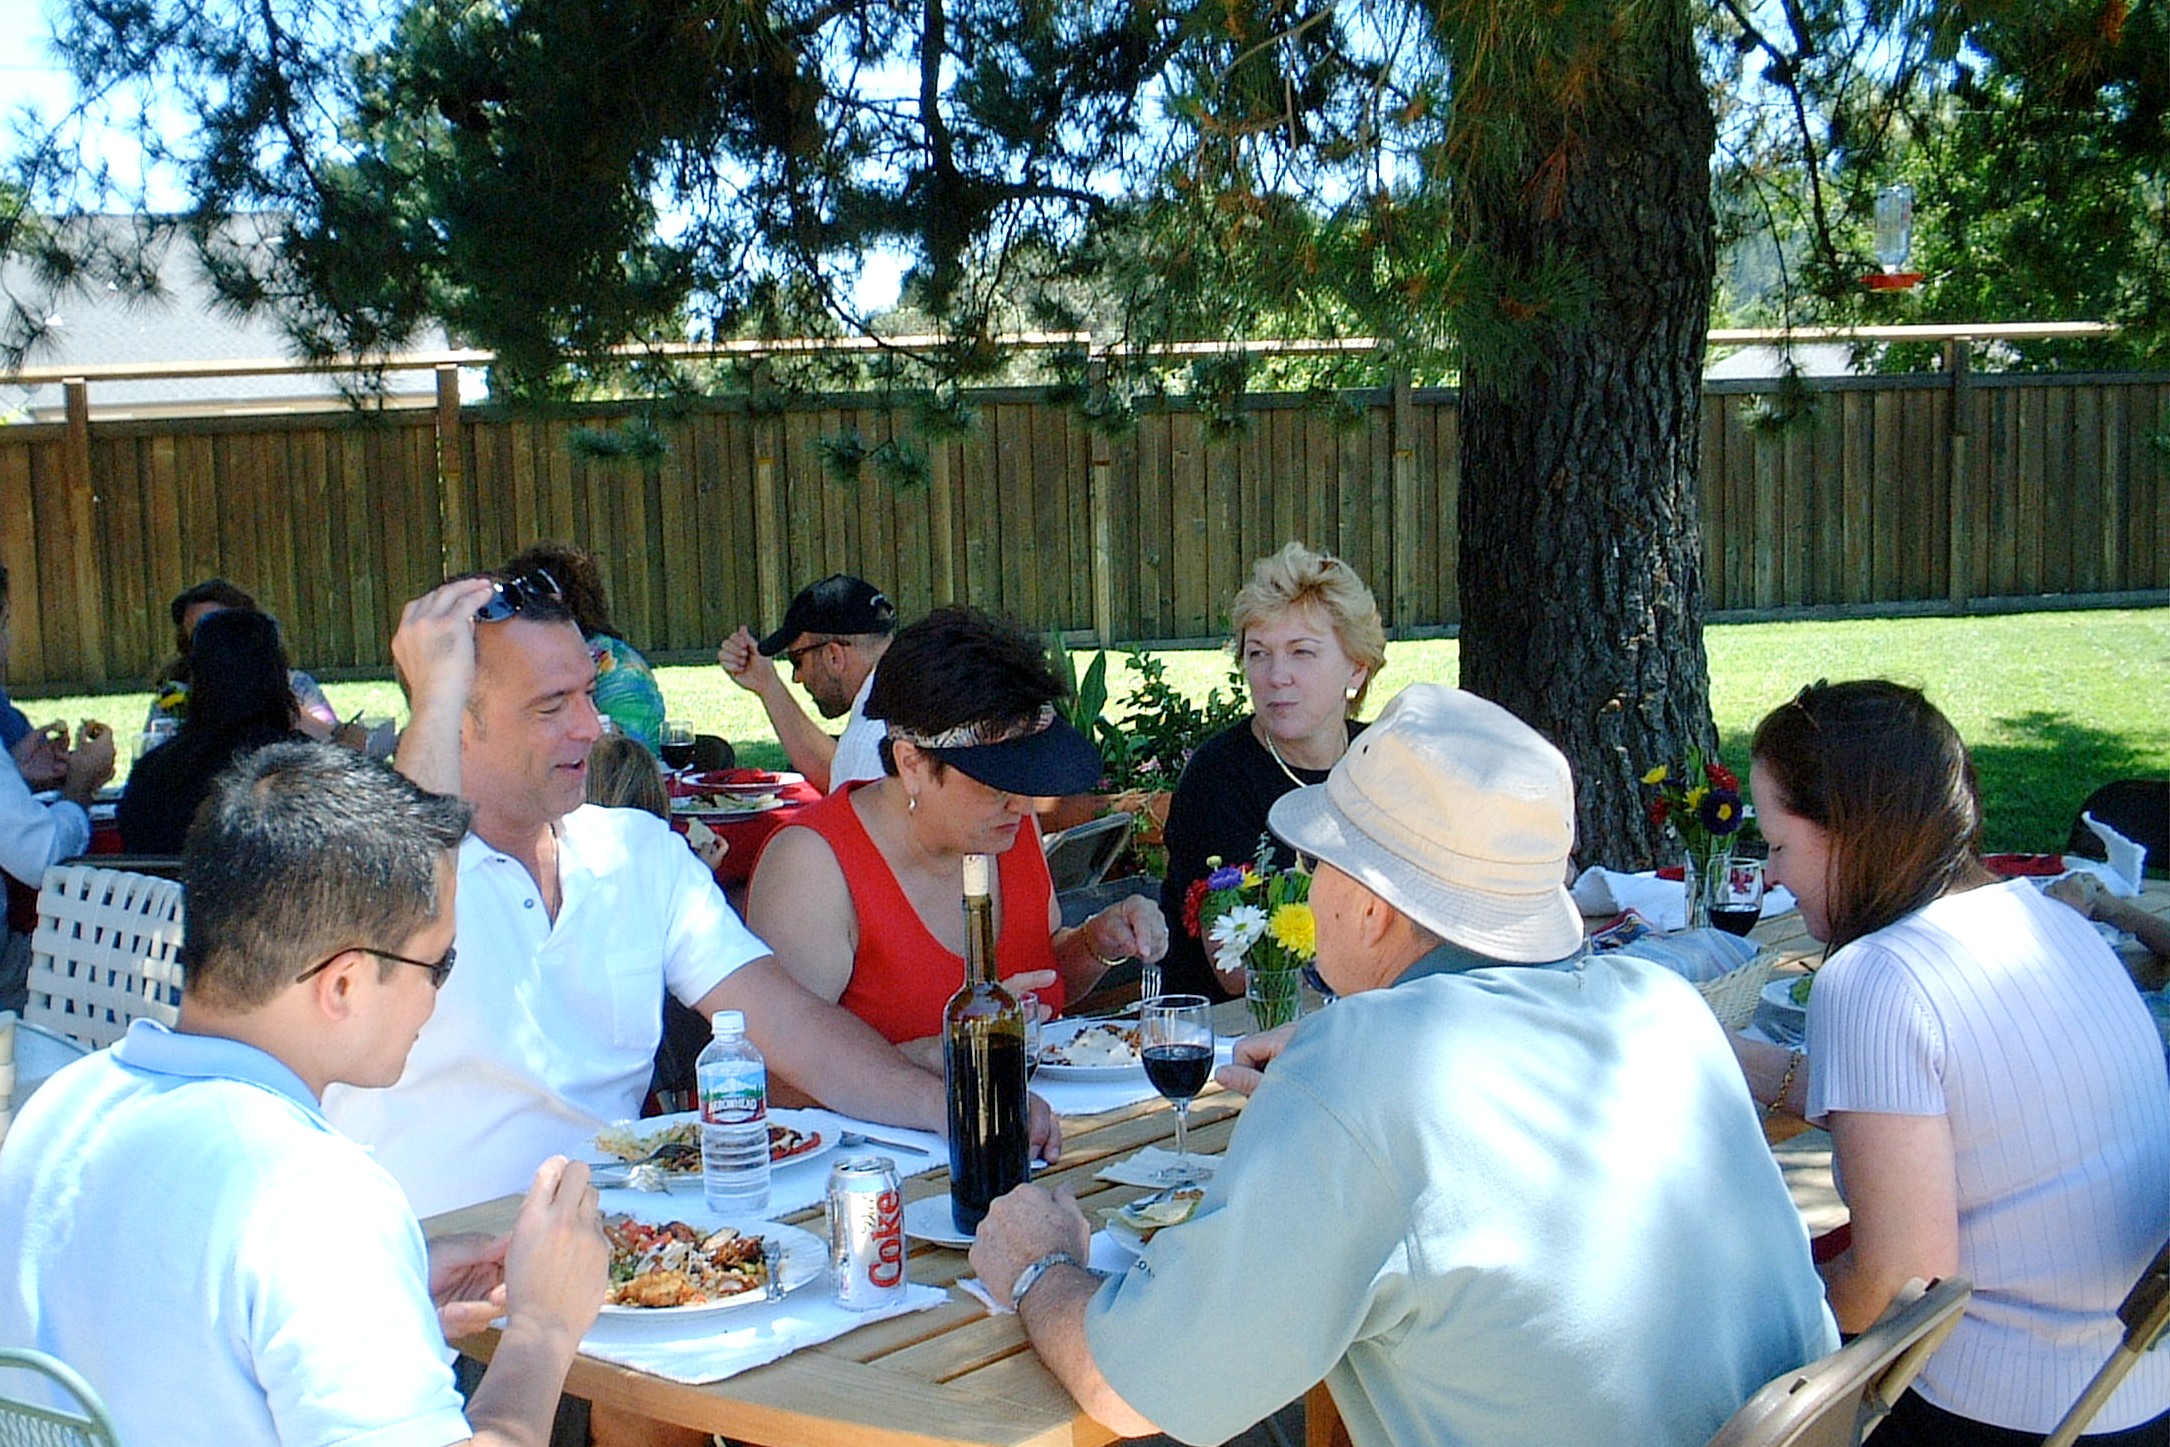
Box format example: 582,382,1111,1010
1646,796,1670,827
1706,760,1739,793
1183,878,1209,938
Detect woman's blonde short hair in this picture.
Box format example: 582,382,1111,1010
1229,541,1387,714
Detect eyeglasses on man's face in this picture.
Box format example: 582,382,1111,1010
475,567,564,623
294,944,458,990
782,637,842,672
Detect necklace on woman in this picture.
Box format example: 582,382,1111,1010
1261,725,1342,788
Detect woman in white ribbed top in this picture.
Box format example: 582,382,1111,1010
1737,681,2170,1447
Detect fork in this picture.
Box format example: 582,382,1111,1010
837,1129,931,1157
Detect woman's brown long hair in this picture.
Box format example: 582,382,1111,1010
1750,680,1983,952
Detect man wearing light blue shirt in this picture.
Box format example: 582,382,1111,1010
973,684,1838,1447
0,742,608,1446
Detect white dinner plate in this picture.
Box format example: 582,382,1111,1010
902,1192,976,1247
588,1108,837,1187
597,1219,825,1317
1034,1018,1149,1082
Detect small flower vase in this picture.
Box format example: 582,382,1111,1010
1245,964,1305,1032
1683,842,1732,931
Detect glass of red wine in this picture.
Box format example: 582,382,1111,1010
659,719,697,772
1711,858,1766,937
1141,994,1214,1183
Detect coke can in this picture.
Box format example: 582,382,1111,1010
827,1155,907,1309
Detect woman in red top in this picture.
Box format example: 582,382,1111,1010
748,607,1168,1066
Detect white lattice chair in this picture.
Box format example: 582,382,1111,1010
26,866,186,1050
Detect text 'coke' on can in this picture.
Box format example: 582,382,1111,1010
827,1155,907,1310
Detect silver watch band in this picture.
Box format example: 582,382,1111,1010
1009,1249,1086,1308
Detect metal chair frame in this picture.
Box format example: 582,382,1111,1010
2042,1236,2170,1447
0,1348,123,1447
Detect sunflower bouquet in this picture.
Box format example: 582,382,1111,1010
1183,836,1316,1030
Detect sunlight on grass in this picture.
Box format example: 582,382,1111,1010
21,607,2165,854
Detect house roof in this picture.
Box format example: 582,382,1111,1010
2,214,444,421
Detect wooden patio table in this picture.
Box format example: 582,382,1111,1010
425,885,2170,1446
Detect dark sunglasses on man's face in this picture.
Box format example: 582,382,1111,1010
295,944,458,990
475,567,564,623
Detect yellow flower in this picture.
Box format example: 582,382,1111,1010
1267,902,1316,960
1684,784,1708,811
1242,869,1263,890
1642,764,1669,785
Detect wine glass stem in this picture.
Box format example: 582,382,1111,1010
1173,1098,1191,1175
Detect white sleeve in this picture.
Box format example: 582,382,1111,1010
0,756,89,891
656,821,772,1006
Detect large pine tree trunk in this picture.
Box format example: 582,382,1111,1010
1456,0,1717,871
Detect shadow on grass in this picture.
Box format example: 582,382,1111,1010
1972,710,2162,854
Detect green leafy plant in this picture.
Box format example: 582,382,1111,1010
1048,629,1249,792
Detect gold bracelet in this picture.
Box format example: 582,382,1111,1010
1765,1051,1803,1119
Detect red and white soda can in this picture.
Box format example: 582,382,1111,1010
827,1155,908,1309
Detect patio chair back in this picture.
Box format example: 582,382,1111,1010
0,1348,123,1447
1044,812,1134,894
2041,1235,2170,1447
1704,1276,1971,1447
25,866,185,1050
2065,780,2169,878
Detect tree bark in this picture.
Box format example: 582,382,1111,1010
1456,0,1717,872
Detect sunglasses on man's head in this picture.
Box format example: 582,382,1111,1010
475,567,564,623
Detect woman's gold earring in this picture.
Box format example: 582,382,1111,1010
907,793,919,815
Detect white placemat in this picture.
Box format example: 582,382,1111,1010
579,1283,947,1383
1094,1146,1219,1187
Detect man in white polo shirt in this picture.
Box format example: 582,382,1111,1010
328,573,1051,1220
0,742,608,1447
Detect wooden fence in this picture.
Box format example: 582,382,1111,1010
4,367,2168,691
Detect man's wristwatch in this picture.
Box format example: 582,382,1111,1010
1008,1250,1086,1308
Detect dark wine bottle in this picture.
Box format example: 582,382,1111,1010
944,853,1031,1235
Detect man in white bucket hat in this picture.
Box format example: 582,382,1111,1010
973,683,1836,1447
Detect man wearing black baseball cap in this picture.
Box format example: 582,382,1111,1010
718,575,897,792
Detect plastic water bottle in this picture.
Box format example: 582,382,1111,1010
697,1010,771,1215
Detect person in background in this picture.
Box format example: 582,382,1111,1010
118,610,311,854
750,606,1167,1065
718,574,895,793
2047,871,2170,987
971,684,1836,1447
502,541,666,753
0,741,608,1447
326,575,1059,1225
1159,541,1386,1001
0,562,115,1012
585,731,716,1116
1736,680,2170,1446
148,578,341,739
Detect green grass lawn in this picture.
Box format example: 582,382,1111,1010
21,606,2167,855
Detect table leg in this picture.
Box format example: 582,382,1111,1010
589,1402,712,1447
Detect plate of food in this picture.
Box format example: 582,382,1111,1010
1100,1185,1206,1256
590,1109,834,1187
598,1215,823,1315
681,769,803,802
1035,1019,1146,1081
